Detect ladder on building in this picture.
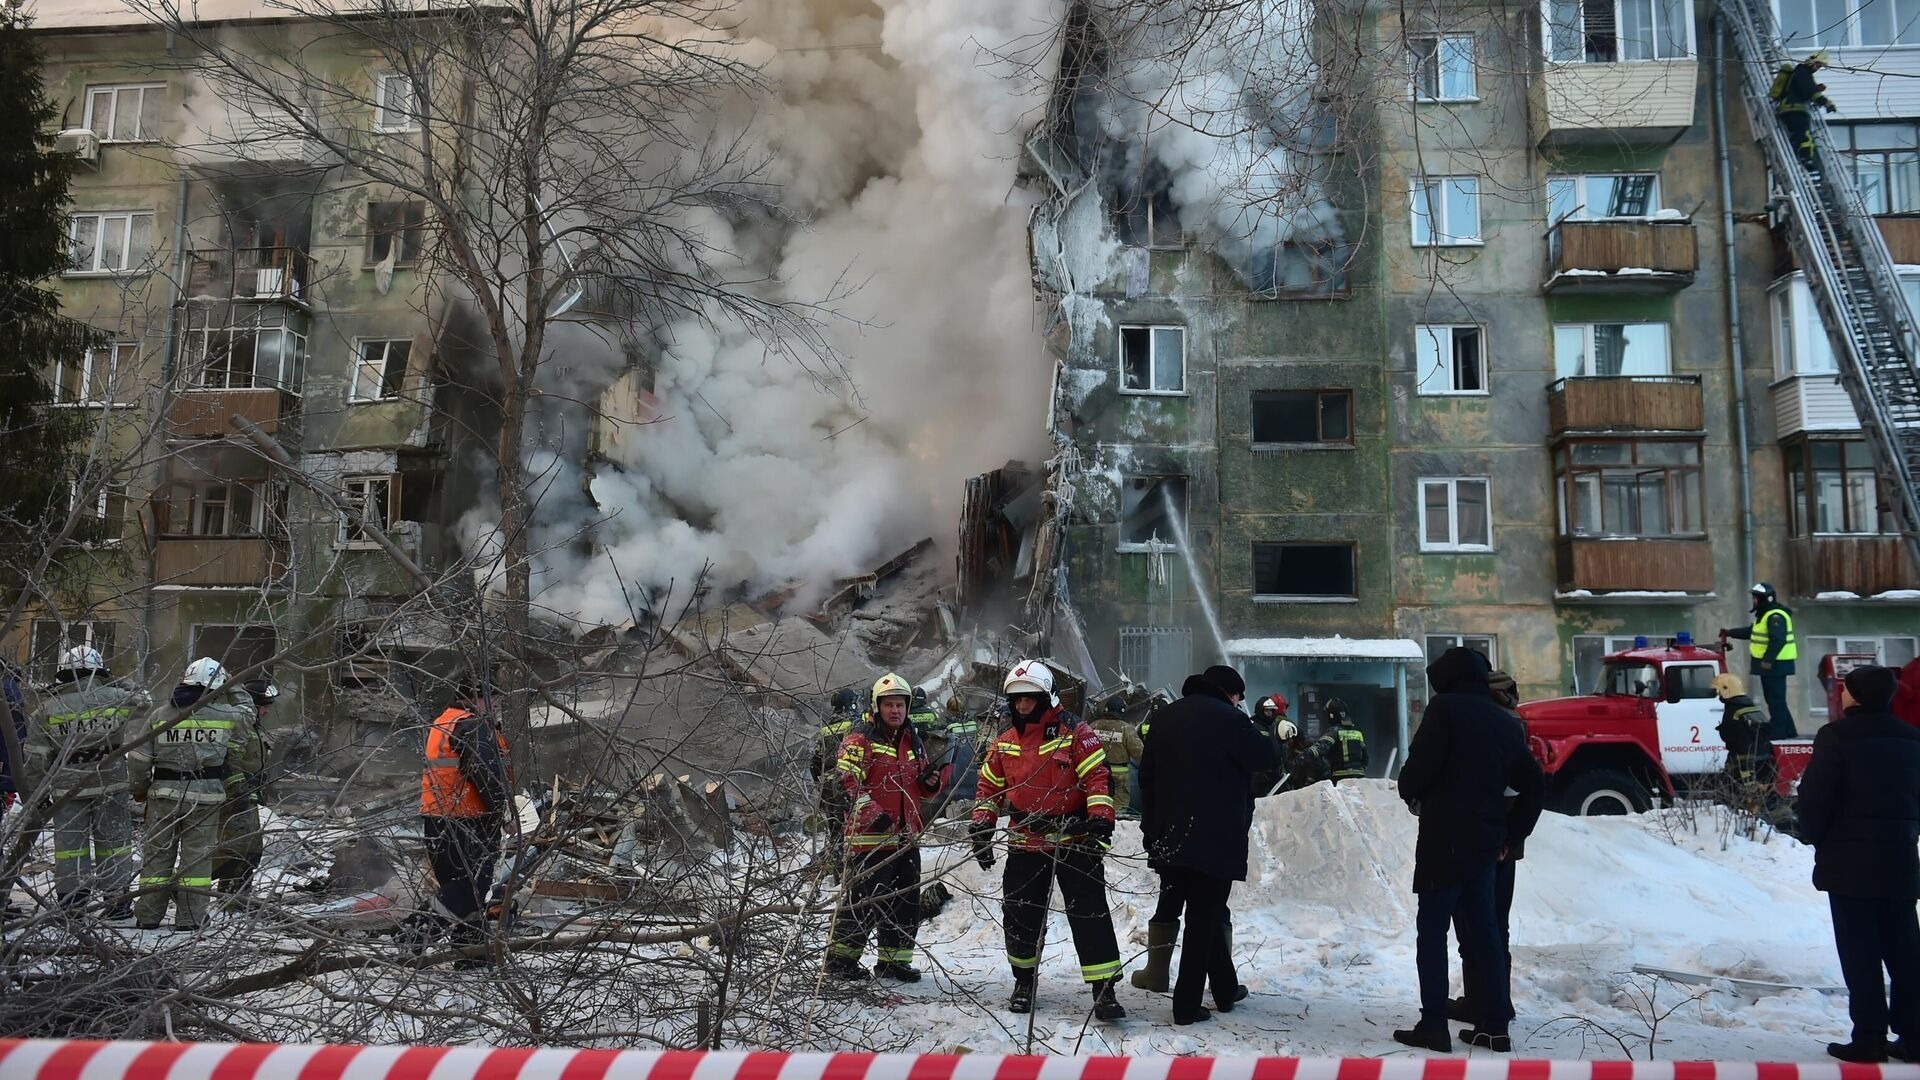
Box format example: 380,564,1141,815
1720,0,1920,576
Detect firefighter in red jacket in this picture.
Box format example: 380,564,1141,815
970,659,1126,1020
824,672,949,982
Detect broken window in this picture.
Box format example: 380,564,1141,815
29,620,117,683
340,475,397,546
373,72,422,131
1253,240,1355,298
1114,156,1185,248
83,83,165,142
1251,390,1352,444
366,201,425,266
1252,542,1356,597
1410,35,1476,101
1118,627,1194,695
1419,476,1493,551
191,624,278,678
351,339,412,401
1414,325,1486,394
1120,476,1188,547
1120,325,1184,393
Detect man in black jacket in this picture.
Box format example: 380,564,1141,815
1394,647,1545,1054
1797,664,1920,1063
1138,664,1280,1025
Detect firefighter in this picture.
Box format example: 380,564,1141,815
1252,694,1291,796
1303,698,1368,784
824,673,947,981
417,687,514,947
27,645,148,918
908,687,940,741
1769,51,1835,166
130,658,261,931
934,694,983,819
1714,673,1776,809
1723,582,1800,738
1091,696,1134,817
214,679,277,900
970,660,1126,1020
811,687,860,878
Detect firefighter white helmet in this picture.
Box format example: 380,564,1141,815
870,672,912,709
1002,659,1057,704
58,645,105,674
182,657,229,690
1274,719,1299,741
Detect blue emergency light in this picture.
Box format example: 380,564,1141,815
1675,631,1694,646
1634,635,1649,648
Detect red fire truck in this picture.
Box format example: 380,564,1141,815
1517,633,1818,815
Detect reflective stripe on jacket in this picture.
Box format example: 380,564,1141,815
838,719,942,848
28,679,147,796
421,707,510,817
1750,608,1798,662
131,685,259,805
972,707,1113,851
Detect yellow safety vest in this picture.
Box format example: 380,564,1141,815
1749,608,1797,662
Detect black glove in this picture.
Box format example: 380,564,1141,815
969,821,996,870
918,762,942,788
1081,817,1114,845
1824,101,1838,112
869,811,894,833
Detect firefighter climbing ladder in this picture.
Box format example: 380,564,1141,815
1721,0,1920,575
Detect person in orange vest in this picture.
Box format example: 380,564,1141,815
824,672,948,981
417,687,514,946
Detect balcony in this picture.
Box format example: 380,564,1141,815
153,536,287,588
1791,536,1920,598
1532,60,1697,148
167,386,300,439
1543,219,1696,293
185,246,310,304
1556,536,1713,596
1549,375,1704,435
1773,374,1862,438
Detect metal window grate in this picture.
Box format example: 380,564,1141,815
1118,627,1193,696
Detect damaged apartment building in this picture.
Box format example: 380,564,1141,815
988,0,1920,770
13,4,490,732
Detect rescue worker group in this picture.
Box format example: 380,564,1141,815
810,660,1366,1025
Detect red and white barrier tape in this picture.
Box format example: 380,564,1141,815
4,1042,1920,1080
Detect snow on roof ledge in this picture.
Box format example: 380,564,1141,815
1224,637,1425,663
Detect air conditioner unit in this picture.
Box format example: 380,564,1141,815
54,128,100,168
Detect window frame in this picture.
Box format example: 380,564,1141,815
1118,324,1187,396
1546,173,1663,223
66,210,156,276
1544,0,1696,61
1409,34,1479,102
1414,324,1488,395
1553,321,1672,378
1250,388,1354,446
188,624,279,681
364,200,427,267
1778,0,1920,49
1251,541,1360,602
82,83,165,143
27,620,117,683
162,479,271,538
1832,123,1920,214
1554,437,1706,538
373,72,422,132
349,338,413,402
1419,476,1494,552
1411,175,1483,246
1425,633,1498,668
179,320,307,393
339,474,400,548
50,341,137,407
1785,438,1891,536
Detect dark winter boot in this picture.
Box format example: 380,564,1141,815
1890,1039,1917,1063
823,955,871,982
1392,1025,1453,1053
1130,919,1178,992
1009,972,1036,1013
102,898,134,924
1213,921,1248,1012
56,888,89,913
1828,1042,1890,1063
1091,977,1126,1022
1174,1004,1212,1025
875,961,923,983
1460,1028,1512,1053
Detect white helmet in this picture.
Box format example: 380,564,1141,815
1275,719,1299,741
58,646,105,674
1002,659,1057,704
182,657,229,690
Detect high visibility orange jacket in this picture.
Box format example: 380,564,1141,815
421,706,511,818
836,717,945,848
972,706,1113,851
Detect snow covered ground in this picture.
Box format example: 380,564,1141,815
880,781,1854,1059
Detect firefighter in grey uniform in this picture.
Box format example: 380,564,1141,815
214,679,277,899
130,658,262,930
26,645,149,917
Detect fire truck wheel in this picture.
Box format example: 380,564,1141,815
1557,769,1652,816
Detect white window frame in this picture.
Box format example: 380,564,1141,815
339,475,396,548
66,211,155,275
1425,634,1498,668
51,341,137,406
350,338,412,402
373,72,421,132
1545,0,1696,61
1410,34,1478,102
1778,0,1920,49
1773,272,1920,377
1419,476,1494,552
165,480,268,537
28,620,116,682
1118,324,1187,395
83,83,165,143
1547,173,1663,223
1414,324,1488,395
1553,322,1672,378
1411,176,1482,246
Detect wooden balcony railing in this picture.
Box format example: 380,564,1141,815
153,536,287,588
1790,536,1920,598
1544,219,1697,292
1548,375,1705,434
166,386,299,439
1556,536,1713,594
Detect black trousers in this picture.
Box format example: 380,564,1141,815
423,815,500,922
1003,847,1121,983
1418,860,1503,1031
1779,109,1817,165
1457,858,1518,1026
828,844,921,964
1758,669,1798,738
1830,893,1920,1045
1162,867,1237,1016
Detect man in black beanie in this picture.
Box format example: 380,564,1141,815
1137,663,1278,1025
1798,664,1920,1062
